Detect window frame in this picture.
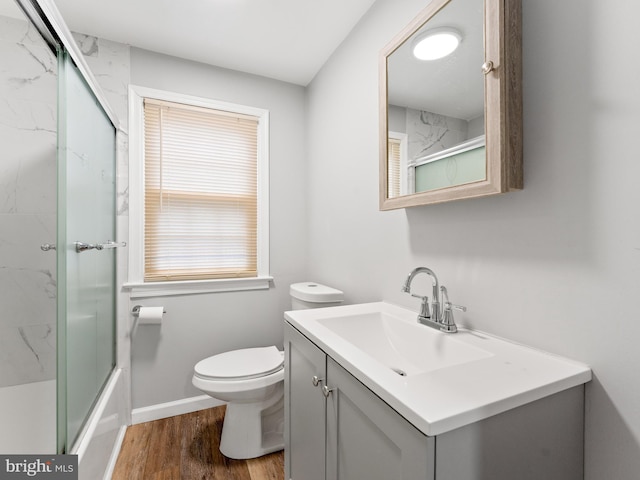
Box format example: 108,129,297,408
125,85,271,298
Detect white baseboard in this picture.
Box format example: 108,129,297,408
131,395,225,425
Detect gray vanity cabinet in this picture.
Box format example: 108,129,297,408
285,324,434,480
285,322,586,480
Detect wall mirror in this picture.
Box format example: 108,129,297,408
379,0,522,209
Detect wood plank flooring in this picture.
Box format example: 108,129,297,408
112,406,284,480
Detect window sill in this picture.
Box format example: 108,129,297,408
123,276,273,299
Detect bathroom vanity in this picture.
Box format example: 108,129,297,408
284,302,591,480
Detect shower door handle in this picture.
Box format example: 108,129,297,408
75,241,98,252
75,241,127,252
97,241,127,250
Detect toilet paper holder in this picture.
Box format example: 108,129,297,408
131,305,166,317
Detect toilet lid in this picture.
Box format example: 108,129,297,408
194,346,284,380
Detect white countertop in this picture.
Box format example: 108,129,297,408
285,301,592,437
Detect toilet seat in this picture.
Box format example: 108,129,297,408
194,346,284,385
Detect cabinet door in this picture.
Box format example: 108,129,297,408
285,324,327,480
325,358,435,480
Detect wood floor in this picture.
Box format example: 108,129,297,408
112,406,284,480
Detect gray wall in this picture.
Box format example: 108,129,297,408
305,1,640,479
128,49,308,408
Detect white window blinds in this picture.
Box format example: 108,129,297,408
143,98,259,282
388,136,401,198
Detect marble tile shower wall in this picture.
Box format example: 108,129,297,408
71,33,131,219
0,14,131,388
0,15,58,387
406,108,471,162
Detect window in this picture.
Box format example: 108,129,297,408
388,136,402,198
388,131,410,197
127,86,270,297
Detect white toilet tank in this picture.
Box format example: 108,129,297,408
290,282,344,310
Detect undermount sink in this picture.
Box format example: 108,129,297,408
318,311,492,377
285,301,591,436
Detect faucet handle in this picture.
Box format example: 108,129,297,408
445,302,466,312
440,301,466,333
441,303,459,333
439,285,466,312
411,293,430,318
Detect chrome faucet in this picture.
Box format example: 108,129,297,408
401,267,466,333
401,267,441,323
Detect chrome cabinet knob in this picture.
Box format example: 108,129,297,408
322,385,334,398
481,61,495,75
312,375,324,387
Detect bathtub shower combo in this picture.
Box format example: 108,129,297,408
0,0,122,463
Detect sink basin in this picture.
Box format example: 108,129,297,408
285,301,591,436
318,312,492,376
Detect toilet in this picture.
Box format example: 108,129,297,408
192,282,344,459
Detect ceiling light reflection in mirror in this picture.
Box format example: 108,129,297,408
412,27,462,61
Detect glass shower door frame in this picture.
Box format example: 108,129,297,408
56,50,117,453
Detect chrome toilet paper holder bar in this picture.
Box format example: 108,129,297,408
132,305,166,317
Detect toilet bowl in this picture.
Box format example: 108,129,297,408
192,282,343,459
192,346,285,459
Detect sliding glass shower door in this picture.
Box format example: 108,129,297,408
56,50,116,453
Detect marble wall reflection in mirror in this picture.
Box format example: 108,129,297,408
380,0,522,209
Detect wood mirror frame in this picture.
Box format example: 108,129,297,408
379,0,522,210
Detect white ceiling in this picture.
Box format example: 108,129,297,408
1,0,484,117
43,0,377,86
